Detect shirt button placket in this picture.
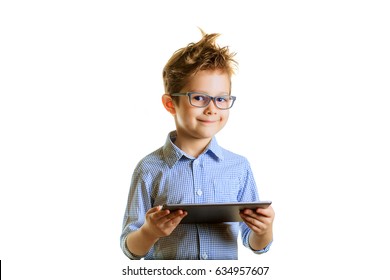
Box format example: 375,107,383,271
192,159,203,203
192,158,209,260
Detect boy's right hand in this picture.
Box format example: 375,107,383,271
142,205,187,240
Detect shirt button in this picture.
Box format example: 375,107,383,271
197,189,203,196
202,253,208,260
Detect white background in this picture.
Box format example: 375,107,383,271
1,1,389,279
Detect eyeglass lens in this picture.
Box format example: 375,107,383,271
190,93,233,109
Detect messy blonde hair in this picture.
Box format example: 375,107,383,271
163,29,237,101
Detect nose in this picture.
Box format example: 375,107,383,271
204,99,218,115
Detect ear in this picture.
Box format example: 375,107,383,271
162,94,176,115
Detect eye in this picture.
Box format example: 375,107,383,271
193,95,206,101
216,96,228,103
191,93,208,102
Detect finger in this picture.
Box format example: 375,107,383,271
240,213,266,231
254,208,270,217
163,210,185,222
146,206,170,221
153,209,171,221
240,212,266,226
242,208,265,219
150,209,183,226
256,207,275,220
241,208,255,216
240,211,265,229
242,207,270,219
146,205,163,214
164,211,187,226
240,212,256,223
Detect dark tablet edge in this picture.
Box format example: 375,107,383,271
162,201,272,211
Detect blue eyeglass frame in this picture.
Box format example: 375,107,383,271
170,92,236,110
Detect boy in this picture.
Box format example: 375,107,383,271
120,31,274,260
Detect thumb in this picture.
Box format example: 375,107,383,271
147,205,163,214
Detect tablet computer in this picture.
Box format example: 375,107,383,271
162,201,272,224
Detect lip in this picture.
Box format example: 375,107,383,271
197,119,218,124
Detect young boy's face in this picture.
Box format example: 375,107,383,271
172,69,231,142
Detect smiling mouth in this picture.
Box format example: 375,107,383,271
198,120,218,124
198,119,218,123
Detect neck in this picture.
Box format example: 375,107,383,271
174,134,211,158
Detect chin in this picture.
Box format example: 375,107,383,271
197,130,220,139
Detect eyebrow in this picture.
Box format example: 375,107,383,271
188,90,230,96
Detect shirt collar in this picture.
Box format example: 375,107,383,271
162,131,224,168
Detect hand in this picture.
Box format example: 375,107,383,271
142,205,187,240
240,205,275,237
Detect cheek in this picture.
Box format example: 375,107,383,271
221,111,229,121
175,109,196,126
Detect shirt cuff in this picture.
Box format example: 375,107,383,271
243,233,273,254
121,235,146,260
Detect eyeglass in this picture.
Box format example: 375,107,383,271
170,92,236,110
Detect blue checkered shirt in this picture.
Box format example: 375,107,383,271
120,131,272,260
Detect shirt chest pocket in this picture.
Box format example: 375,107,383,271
213,179,240,203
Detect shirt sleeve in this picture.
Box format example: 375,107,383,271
238,159,273,254
120,168,154,260
242,232,273,254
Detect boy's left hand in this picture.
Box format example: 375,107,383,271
240,205,275,236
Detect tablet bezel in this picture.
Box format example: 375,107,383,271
162,201,272,223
